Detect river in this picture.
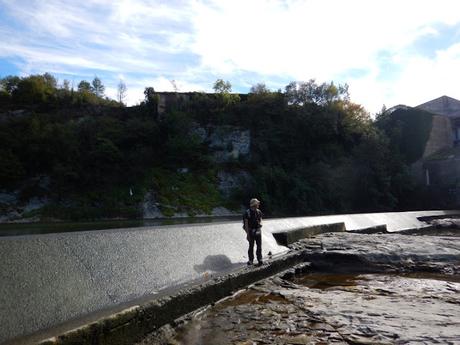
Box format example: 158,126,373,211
0,216,241,237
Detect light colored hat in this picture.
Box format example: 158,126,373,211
250,198,260,207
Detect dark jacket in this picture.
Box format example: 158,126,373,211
243,208,263,229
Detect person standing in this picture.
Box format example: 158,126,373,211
243,198,264,266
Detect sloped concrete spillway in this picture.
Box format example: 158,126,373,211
0,210,458,344
0,221,287,345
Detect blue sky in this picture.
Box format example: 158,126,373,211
1,0,460,114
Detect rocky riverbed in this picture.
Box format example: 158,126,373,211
136,230,460,345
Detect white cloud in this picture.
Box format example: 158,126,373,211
188,0,460,112
387,43,460,106
2,0,460,111
113,76,206,106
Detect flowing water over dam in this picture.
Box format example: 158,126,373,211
0,216,241,237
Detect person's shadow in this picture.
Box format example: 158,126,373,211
193,255,242,273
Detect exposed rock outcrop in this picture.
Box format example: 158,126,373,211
192,125,251,163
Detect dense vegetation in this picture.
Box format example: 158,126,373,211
374,106,456,209
0,74,441,220
375,107,433,164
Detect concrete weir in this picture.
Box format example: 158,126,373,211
0,209,458,345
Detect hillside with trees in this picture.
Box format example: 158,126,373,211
0,74,440,221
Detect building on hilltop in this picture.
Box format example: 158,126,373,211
417,96,460,147
417,95,460,118
155,91,248,115
156,92,196,115
406,96,460,197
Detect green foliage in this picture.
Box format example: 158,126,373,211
78,80,91,92
0,149,25,189
143,87,159,116
144,87,156,103
285,79,349,106
91,76,105,97
213,79,232,93
0,73,118,110
0,89,11,107
249,83,271,95
376,107,433,164
11,74,57,105
150,168,221,216
0,75,21,94
211,79,240,112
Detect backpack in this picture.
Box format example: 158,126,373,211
243,209,262,229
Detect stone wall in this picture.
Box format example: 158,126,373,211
422,115,454,158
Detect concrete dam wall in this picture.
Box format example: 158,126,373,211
0,209,457,344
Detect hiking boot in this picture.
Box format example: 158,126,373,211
257,261,264,266
247,261,253,266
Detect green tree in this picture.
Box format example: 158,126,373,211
43,73,58,89
0,75,21,94
212,79,240,110
143,87,159,116
91,76,105,97
144,87,156,103
78,80,91,92
213,79,232,93
12,74,57,105
250,83,270,94
285,80,349,106
62,79,71,91
117,80,127,105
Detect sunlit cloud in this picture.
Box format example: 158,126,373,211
1,0,460,113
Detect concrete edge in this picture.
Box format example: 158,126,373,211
34,251,307,345
348,224,388,234
272,222,346,246
416,213,460,222
398,225,438,235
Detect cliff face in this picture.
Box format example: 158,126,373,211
197,125,251,163
141,125,251,219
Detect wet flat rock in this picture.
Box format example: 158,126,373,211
138,286,349,345
292,232,460,274
139,273,460,345
137,232,460,345
285,273,460,344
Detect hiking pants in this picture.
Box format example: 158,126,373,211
248,228,262,262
